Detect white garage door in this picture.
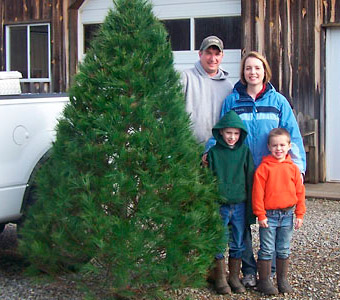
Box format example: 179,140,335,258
326,28,340,182
78,0,241,84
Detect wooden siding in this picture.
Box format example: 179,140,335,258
323,0,340,23
0,0,67,93
242,0,316,116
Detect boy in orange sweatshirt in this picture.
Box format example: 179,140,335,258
252,128,306,295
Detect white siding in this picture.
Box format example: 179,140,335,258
78,0,241,84
79,0,114,24
80,0,241,23
326,28,340,182
152,0,241,19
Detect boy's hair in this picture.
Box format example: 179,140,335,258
268,128,291,144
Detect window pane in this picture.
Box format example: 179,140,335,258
84,24,101,53
162,19,190,51
10,26,28,78
195,16,241,50
30,25,49,78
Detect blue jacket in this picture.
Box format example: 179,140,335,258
206,81,306,173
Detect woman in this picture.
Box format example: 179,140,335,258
205,51,306,291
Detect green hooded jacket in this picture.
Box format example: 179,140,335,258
207,110,255,225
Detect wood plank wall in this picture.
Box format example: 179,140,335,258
242,0,317,116
68,0,86,86
0,0,67,93
323,0,340,23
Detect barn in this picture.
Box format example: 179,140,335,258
0,0,339,183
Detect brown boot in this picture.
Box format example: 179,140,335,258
257,260,278,295
214,258,231,295
276,258,293,293
206,263,215,283
228,257,246,293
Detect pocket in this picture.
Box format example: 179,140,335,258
265,211,279,223
219,183,245,201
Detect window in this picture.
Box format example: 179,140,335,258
84,24,101,53
162,16,241,51
195,17,241,50
6,24,50,81
162,19,190,51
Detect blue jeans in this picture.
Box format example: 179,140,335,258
241,225,257,276
258,208,294,260
216,203,246,259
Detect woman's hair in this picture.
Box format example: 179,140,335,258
267,128,291,145
240,51,272,85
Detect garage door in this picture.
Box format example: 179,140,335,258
78,0,241,84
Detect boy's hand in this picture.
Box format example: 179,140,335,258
201,153,208,167
295,218,303,229
258,219,269,228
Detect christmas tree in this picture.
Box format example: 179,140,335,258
19,0,223,298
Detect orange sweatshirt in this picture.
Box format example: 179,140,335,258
252,154,306,221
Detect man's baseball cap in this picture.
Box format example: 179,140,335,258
199,36,224,52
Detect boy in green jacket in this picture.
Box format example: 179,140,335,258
207,110,255,295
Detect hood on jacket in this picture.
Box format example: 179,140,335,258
233,80,294,108
260,153,293,165
234,80,273,101
195,61,229,80
212,110,248,148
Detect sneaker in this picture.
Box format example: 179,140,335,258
241,274,257,287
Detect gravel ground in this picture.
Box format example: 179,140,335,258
0,226,84,300
0,198,339,300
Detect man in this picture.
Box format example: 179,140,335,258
181,36,233,145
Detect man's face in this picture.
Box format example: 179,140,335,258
199,47,223,77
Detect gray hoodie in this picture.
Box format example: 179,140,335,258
181,61,233,144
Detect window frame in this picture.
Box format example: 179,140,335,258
161,16,241,52
5,23,51,83
81,15,241,55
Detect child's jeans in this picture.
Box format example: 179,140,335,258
241,225,257,275
258,208,294,261
215,202,246,260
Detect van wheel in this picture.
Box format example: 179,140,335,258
26,183,38,209
17,183,37,236
18,150,51,237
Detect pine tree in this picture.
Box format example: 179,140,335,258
19,0,224,298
